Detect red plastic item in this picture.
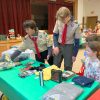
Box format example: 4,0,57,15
24,66,32,70
76,64,85,76
87,89,100,100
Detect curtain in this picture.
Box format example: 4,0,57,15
48,2,56,34
0,0,31,36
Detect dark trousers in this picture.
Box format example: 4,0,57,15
53,44,74,71
35,50,53,65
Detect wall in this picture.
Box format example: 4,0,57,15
77,0,84,24
78,0,100,24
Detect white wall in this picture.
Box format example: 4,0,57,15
78,0,100,24
77,0,84,24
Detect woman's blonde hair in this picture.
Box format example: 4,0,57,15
56,7,70,21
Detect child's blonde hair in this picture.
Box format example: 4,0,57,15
56,7,70,21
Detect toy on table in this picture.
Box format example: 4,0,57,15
18,63,46,78
0,54,15,70
62,71,75,80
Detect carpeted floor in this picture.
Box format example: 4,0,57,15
72,48,85,73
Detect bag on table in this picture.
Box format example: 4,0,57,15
72,76,94,87
0,62,15,71
42,82,83,100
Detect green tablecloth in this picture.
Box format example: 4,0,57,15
0,59,99,100
80,37,86,45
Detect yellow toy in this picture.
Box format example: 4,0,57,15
35,65,63,80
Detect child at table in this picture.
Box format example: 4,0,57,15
84,39,100,82
10,20,53,65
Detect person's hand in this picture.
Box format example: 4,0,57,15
47,55,50,60
64,16,71,24
53,47,59,55
72,56,76,62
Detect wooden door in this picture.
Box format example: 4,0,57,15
86,16,98,30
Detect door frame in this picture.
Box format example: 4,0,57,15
86,16,98,29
